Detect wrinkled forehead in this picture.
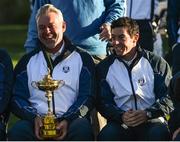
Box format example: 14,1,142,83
37,11,63,25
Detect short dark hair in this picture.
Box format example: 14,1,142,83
111,17,139,38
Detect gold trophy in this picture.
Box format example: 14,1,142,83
32,69,65,138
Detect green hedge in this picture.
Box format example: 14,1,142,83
0,0,31,24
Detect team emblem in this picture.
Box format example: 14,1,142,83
62,65,70,73
138,77,146,86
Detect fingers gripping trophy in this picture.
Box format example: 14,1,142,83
32,68,65,138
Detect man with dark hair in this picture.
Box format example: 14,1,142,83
96,17,173,141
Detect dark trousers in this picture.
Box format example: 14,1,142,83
0,122,6,140
97,121,171,141
172,43,180,75
136,20,154,52
7,118,94,141
174,133,180,141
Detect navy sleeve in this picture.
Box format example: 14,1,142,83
96,57,125,123
11,54,37,122
146,55,174,119
168,103,180,134
97,79,125,123
0,49,13,114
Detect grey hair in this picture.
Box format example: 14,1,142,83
36,4,63,23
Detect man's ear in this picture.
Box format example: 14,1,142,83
62,21,66,32
133,33,139,43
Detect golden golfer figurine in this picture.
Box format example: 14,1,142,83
32,69,64,138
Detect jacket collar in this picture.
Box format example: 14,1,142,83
115,44,144,70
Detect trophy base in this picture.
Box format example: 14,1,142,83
40,129,59,138
40,114,59,139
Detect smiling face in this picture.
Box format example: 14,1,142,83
37,12,66,50
111,27,139,60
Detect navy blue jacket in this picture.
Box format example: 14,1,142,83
0,49,13,124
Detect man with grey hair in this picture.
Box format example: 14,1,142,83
8,4,95,140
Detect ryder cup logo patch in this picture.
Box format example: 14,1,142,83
138,77,146,86
63,65,70,73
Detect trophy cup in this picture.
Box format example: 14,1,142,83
32,69,64,139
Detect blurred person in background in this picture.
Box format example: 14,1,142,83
126,0,158,52
29,0,35,11
167,0,180,74
25,0,126,59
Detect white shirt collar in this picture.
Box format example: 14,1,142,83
50,41,65,61
122,52,137,66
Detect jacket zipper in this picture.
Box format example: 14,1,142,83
127,68,138,110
